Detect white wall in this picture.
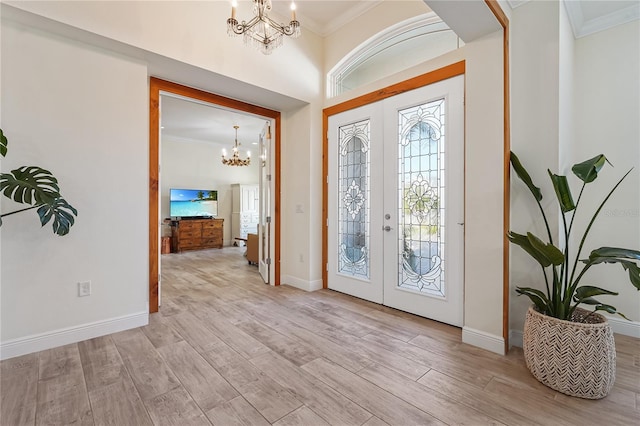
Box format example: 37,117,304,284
4,0,324,104
324,0,432,76
1,20,148,357
281,106,313,289
160,137,259,246
463,29,504,343
3,0,326,289
570,19,640,328
509,2,640,344
509,0,562,337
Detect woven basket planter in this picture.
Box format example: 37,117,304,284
523,306,616,399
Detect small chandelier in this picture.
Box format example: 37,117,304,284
227,0,301,55
222,125,251,166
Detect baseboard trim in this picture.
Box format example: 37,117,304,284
509,329,524,348
281,275,323,292
462,326,505,355
0,311,148,360
606,315,640,338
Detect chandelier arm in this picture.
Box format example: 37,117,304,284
262,16,293,36
228,15,262,35
227,0,301,53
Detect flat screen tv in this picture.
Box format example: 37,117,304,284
170,188,218,218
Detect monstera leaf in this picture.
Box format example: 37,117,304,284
0,166,60,205
37,197,78,236
0,129,7,157
0,167,78,235
0,128,78,235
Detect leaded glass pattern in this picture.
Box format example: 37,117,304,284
398,99,445,297
338,119,370,279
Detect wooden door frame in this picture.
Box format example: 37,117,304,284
149,77,282,313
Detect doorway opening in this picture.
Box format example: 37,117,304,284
149,78,282,313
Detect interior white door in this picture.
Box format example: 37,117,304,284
328,75,464,326
258,121,271,283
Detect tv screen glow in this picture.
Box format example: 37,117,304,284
170,189,218,218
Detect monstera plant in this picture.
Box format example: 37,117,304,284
509,151,639,320
0,128,77,235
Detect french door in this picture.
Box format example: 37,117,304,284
327,76,464,326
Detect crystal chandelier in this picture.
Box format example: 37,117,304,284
222,125,251,166
227,0,301,55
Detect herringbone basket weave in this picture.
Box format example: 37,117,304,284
523,306,616,399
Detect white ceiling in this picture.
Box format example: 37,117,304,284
164,0,638,146
161,95,268,149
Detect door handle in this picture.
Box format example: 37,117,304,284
383,226,392,232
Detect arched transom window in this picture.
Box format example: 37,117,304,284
327,13,462,98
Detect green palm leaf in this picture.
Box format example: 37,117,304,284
585,247,640,290
548,171,575,212
588,247,640,261
508,231,564,267
510,152,542,201
594,304,629,320
572,154,611,183
516,287,550,314
574,285,618,300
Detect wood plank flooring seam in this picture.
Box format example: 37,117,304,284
114,327,172,421
110,330,164,423
75,343,98,426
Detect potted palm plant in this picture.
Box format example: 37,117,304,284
0,128,77,235
509,151,639,399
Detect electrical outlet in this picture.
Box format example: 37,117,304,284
299,253,304,263
78,281,91,297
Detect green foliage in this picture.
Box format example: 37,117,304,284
548,171,576,213
0,129,7,157
510,151,638,321
37,197,78,236
1,166,60,204
0,128,77,235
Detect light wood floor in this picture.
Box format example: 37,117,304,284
2,247,639,425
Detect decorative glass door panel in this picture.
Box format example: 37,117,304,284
338,119,370,280
398,100,446,297
328,104,384,304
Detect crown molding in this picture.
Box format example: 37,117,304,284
565,0,639,38
506,0,529,9
306,0,384,36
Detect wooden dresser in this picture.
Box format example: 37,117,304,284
171,218,223,252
